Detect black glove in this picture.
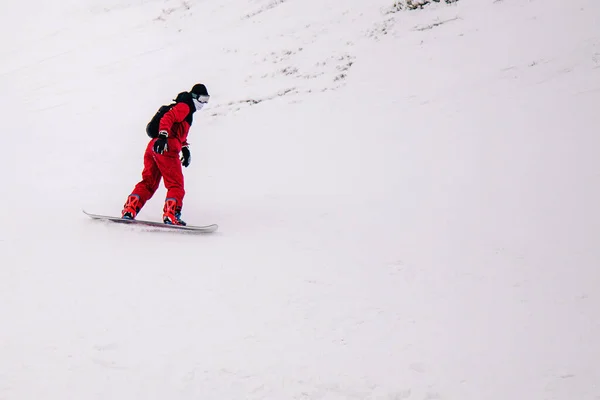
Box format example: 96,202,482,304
153,131,168,154
181,145,191,168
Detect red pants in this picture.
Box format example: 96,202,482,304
130,138,185,211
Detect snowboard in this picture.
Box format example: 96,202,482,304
83,210,218,234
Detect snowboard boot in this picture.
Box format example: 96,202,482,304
121,194,141,220
163,198,186,226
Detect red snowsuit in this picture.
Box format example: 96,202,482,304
130,102,192,211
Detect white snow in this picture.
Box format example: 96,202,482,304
1,0,599,398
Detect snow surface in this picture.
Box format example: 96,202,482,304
1,0,599,398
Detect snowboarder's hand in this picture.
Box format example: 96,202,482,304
181,145,191,168
153,131,168,154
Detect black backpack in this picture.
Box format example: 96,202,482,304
145,92,194,138
146,103,175,138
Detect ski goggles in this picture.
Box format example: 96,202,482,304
191,93,210,103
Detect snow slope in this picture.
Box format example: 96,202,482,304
1,0,599,398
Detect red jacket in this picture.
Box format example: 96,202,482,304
158,102,192,149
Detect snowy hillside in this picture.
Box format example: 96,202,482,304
1,0,599,399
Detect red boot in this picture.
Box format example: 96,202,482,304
121,194,140,219
163,198,186,225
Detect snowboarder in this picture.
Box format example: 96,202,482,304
121,83,210,225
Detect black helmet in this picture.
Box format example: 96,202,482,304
191,83,209,96
190,83,210,103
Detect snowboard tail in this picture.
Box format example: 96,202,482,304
83,210,218,233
